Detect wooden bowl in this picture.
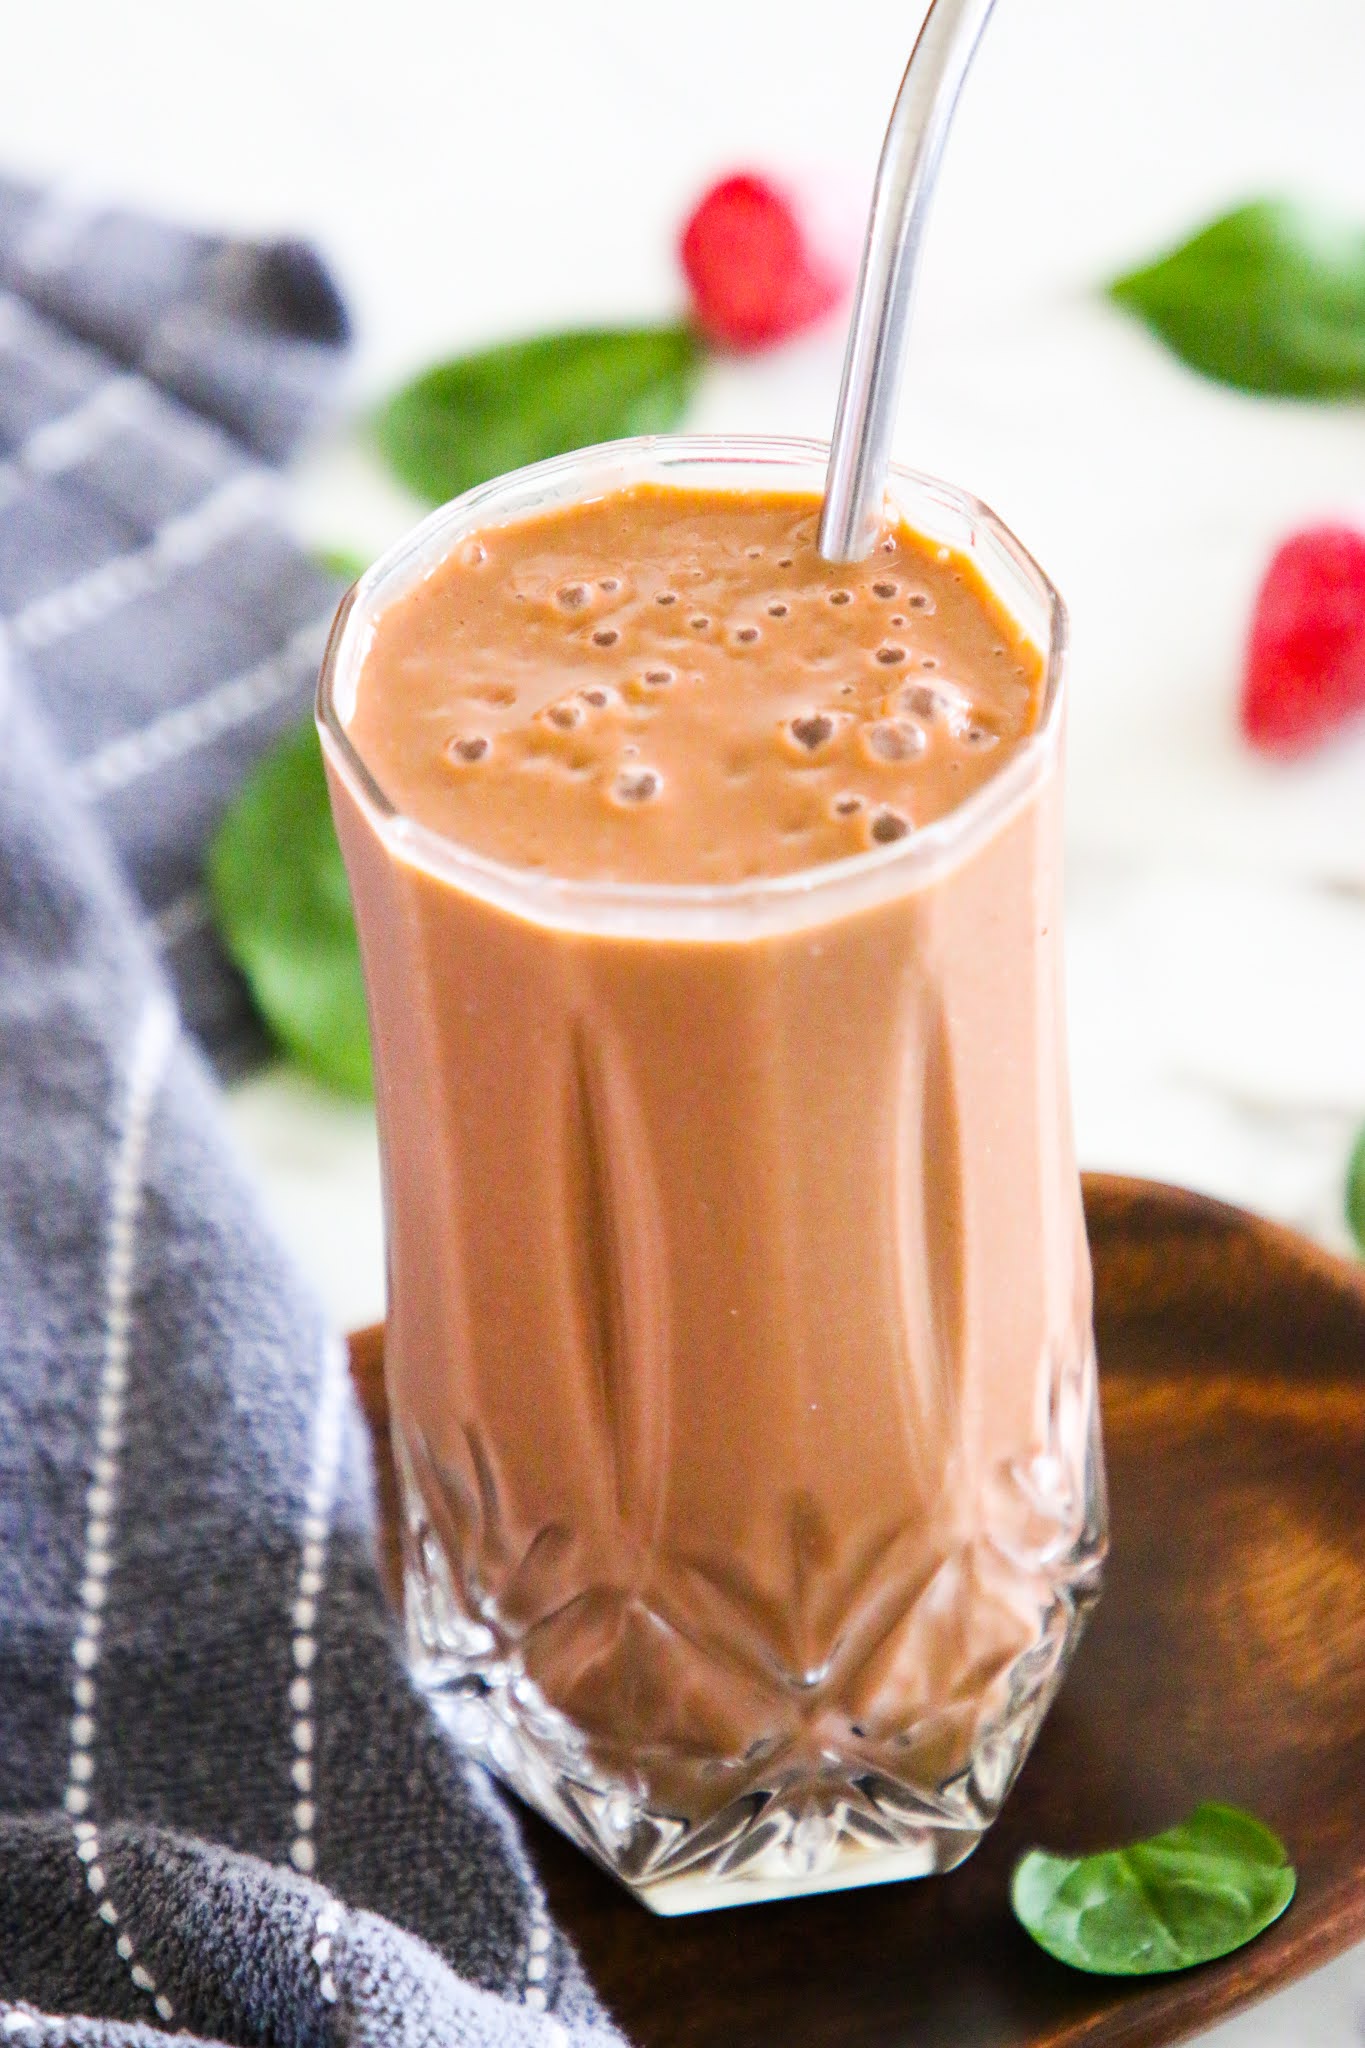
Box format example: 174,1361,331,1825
349,1174,1365,2048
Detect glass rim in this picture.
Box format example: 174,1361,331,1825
316,433,1067,937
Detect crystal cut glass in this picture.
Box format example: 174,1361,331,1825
318,437,1107,1914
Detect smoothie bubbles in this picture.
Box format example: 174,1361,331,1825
341,487,1041,882
317,436,1106,1912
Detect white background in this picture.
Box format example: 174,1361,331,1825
3,4,1363,2039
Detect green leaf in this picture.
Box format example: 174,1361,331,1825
208,722,371,1097
1011,1802,1296,1976
1108,200,1365,398
313,547,370,586
1347,1124,1365,1254
375,324,703,504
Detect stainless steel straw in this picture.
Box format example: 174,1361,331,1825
819,0,1000,563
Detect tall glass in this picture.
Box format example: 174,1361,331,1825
318,437,1106,1914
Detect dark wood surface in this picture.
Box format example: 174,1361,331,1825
349,1175,1365,2048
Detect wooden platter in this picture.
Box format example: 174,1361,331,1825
349,1175,1365,2048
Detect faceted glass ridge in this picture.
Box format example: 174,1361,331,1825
401,1376,1105,1912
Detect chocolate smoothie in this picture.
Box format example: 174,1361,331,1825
320,443,1105,1911
345,487,1041,877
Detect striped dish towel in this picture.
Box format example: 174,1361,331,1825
0,174,347,1072
0,184,624,2048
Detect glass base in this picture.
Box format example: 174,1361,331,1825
427,1661,987,1914
400,1410,1105,1914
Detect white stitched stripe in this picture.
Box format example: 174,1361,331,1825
522,1888,556,2014
67,612,331,802
312,1903,343,2006
23,376,147,475
0,377,149,518
65,995,177,2022
288,1336,348,1877
11,468,279,653
0,291,244,478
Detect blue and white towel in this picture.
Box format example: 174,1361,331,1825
0,181,624,2047
0,173,349,1072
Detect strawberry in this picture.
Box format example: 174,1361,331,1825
1241,524,1365,755
679,173,853,353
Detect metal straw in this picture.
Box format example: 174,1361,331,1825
819,0,1000,563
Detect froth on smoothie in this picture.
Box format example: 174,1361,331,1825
345,486,1044,883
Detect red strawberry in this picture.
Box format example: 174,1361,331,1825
1241,525,1365,755
680,173,853,353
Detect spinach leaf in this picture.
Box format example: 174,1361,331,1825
1011,1802,1295,1975
208,722,371,1097
1108,200,1365,398
1348,1124,1365,1253
313,547,370,586
376,324,702,504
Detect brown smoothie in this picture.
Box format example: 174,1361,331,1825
323,479,1101,1900
344,487,1042,879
